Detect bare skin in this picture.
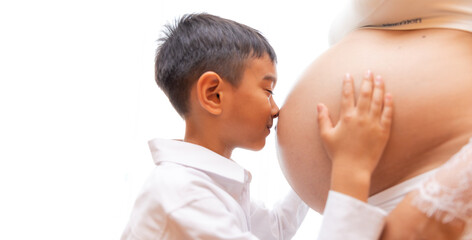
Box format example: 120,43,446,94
277,28,472,213
381,192,466,240
317,72,393,202
317,72,467,238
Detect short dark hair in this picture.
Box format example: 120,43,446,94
155,13,277,117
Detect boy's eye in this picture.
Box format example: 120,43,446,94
266,89,274,95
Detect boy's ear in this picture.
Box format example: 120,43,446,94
196,71,225,115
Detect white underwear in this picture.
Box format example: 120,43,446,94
368,169,437,212
368,167,472,239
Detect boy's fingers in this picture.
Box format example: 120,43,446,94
370,75,385,118
357,70,374,114
380,94,394,130
317,103,333,135
340,73,355,117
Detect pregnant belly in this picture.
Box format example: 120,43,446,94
276,28,472,213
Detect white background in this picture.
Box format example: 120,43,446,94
0,1,342,239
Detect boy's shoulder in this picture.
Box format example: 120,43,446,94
150,162,214,193
141,162,221,211
148,138,246,187
122,164,221,240
144,138,247,210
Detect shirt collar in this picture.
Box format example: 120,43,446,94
148,138,251,186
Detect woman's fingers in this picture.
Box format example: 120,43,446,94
357,70,374,114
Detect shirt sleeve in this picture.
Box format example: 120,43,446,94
317,190,387,240
250,190,309,240
164,197,260,240
122,195,262,240
121,171,262,240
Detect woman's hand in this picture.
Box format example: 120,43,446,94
382,139,472,239
317,71,393,201
380,191,465,240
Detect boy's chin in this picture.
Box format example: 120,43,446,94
242,140,266,151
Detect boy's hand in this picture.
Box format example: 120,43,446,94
317,71,393,201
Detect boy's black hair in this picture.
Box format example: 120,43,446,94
155,13,277,117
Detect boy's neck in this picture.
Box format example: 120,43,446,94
184,121,234,159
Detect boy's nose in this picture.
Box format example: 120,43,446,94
271,100,280,119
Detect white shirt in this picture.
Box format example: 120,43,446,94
121,139,308,240
368,169,436,212
121,138,387,240
318,191,387,240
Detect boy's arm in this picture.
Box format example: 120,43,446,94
250,190,309,240
317,71,393,202
315,71,393,240
122,190,261,240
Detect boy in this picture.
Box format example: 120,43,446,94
121,13,393,239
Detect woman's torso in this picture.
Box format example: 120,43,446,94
277,28,472,212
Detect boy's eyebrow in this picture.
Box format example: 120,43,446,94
263,74,277,86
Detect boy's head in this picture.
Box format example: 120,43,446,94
155,13,279,152
155,13,276,117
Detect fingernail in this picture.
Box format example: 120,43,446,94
317,104,323,113
365,70,372,78
375,75,382,85
345,73,351,80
